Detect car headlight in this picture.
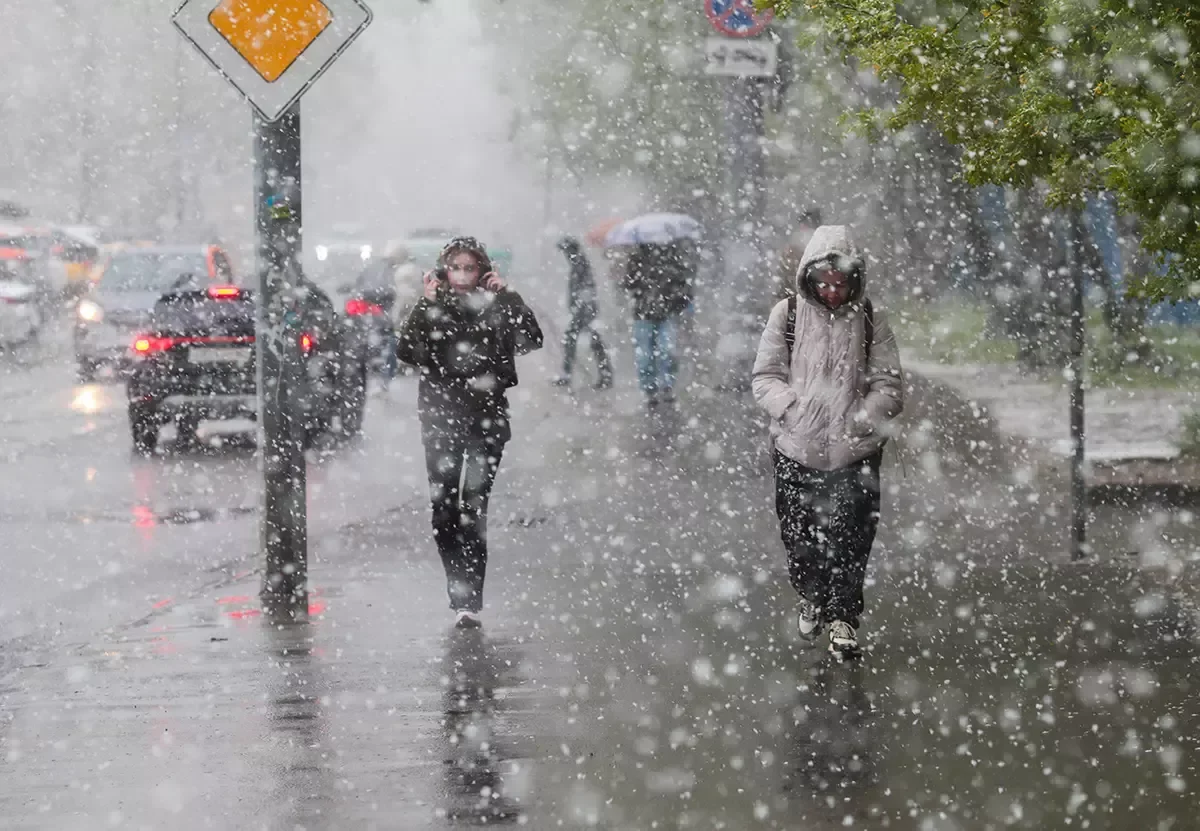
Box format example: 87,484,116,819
315,245,329,261
78,299,103,322
360,245,373,261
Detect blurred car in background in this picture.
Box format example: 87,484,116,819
337,246,425,377
0,224,89,304
0,261,43,346
309,239,374,290
75,244,237,381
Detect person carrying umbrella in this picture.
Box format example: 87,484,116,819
552,236,613,390
621,242,693,409
606,214,701,409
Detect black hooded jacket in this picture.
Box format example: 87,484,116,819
621,243,694,322
395,237,543,436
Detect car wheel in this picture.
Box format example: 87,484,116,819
337,370,367,438
130,406,158,454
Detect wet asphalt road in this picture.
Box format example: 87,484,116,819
1,321,1199,829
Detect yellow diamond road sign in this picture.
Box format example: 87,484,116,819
172,0,372,122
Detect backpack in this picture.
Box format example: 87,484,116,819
785,296,874,365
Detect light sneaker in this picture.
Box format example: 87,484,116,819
798,598,823,642
454,610,482,629
827,620,860,658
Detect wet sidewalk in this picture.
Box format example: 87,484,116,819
2,510,1198,830
3,384,1200,829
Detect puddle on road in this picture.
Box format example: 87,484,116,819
0,505,258,527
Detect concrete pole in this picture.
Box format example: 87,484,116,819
254,105,309,618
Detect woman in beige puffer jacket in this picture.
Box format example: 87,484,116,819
751,224,903,658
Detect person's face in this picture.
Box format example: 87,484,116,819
446,251,482,294
813,267,851,308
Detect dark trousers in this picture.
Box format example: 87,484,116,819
774,449,883,628
562,316,612,382
424,433,506,613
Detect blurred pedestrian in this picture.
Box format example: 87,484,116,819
381,242,423,387
396,236,544,629
552,236,613,390
751,225,904,658
772,208,822,302
620,242,694,409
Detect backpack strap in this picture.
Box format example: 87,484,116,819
864,297,874,366
786,296,874,366
784,296,797,360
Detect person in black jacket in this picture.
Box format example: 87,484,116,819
552,236,613,390
396,236,544,629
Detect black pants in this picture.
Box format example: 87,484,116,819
562,316,612,382
424,432,506,613
774,449,883,628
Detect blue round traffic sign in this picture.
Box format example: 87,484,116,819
705,0,775,38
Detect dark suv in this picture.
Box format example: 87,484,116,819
125,284,368,453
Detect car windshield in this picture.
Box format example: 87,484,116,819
356,260,407,291
310,251,368,292
103,253,207,292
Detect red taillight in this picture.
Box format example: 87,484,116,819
299,333,315,354
345,298,384,316
207,285,241,299
133,335,174,355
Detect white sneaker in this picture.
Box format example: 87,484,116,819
827,620,860,657
798,598,822,641
455,610,482,629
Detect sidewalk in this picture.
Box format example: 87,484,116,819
3,477,1199,829
4,380,1200,829
904,353,1198,462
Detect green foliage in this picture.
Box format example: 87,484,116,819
484,0,725,208
763,0,1200,300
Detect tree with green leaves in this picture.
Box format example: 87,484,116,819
763,0,1200,302
480,0,727,219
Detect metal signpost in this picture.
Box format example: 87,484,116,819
172,0,373,617
704,0,776,387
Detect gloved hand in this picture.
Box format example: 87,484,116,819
847,409,874,439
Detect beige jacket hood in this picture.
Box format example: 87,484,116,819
751,225,904,471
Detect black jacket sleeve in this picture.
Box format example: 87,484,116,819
501,290,544,356
395,297,434,368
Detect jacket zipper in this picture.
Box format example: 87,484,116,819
825,311,833,464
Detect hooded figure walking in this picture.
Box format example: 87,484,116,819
751,226,904,658
552,236,613,389
396,236,544,629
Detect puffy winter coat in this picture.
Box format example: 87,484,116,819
751,225,904,471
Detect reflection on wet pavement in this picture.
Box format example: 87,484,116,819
440,631,528,825
782,661,877,825
263,623,333,831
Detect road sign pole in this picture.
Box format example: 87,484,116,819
720,74,768,389
1067,210,1088,561
254,104,309,618
703,0,774,390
